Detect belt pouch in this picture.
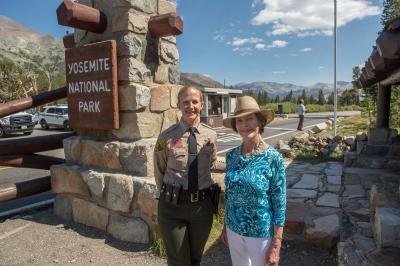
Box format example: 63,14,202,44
163,184,173,202
171,184,182,205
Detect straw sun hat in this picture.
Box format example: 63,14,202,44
222,96,274,129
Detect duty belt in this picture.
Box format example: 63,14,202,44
160,183,214,203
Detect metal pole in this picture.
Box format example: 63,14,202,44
333,0,338,136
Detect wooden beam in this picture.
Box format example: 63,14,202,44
379,67,400,86
0,176,50,203
376,31,400,71
0,132,75,156
56,0,107,34
0,86,67,118
0,155,65,170
369,48,385,73
148,12,183,38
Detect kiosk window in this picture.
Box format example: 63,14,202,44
208,95,222,115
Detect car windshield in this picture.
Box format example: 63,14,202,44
63,108,68,115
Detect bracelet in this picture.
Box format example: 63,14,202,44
273,235,283,241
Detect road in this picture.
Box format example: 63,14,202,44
0,111,355,216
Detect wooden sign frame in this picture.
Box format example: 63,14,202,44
66,40,119,130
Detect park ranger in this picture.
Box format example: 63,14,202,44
154,85,225,266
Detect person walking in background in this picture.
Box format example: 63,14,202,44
154,86,225,266
297,98,305,130
219,96,286,266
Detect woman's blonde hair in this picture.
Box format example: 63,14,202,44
177,86,204,103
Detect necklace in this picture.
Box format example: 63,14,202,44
239,139,264,163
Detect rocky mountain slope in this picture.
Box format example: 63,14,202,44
0,16,65,92
234,81,352,98
180,72,224,88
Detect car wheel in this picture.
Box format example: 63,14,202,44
63,120,71,130
0,126,6,138
40,119,49,129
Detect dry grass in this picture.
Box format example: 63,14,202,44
331,115,370,136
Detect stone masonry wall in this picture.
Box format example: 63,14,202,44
52,0,183,244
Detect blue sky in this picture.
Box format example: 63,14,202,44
0,0,384,86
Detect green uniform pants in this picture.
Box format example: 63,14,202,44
158,198,214,266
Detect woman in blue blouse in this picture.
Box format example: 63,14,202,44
220,96,286,266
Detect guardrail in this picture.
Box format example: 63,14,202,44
0,86,69,204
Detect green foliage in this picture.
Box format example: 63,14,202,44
317,89,325,105
334,115,370,136
390,85,400,130
361,87,377,126
256,90,270,106
381,0,400,26
150,232,167,257
327,92,334,104
299,89,306,102
0,61,29,102
339,88,359,106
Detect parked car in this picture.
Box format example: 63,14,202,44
0,111,35,137
25,108,39,125
39,105,71,130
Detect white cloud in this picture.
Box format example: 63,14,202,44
213,35,225,42
232,47,252,56
252,0,381,37
252,0,263,9
272,71,286,74
269,40,287,48
319,66,325,69
230,37,264,46
300,48,312,52
256,40,288,50
290,53,298,57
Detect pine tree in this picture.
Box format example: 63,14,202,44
317,89,325,105
327,92,334,105
381,0,400,27
298,89,307,103
285,90,293,102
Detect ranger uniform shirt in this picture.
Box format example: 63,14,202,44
154,120,224,191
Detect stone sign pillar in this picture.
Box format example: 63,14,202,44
51,0,183,244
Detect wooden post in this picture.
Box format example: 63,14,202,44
63,33,75,48
376,84,391,128
56,0,107,33
148,13,183,38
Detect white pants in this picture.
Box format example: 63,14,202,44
227,227,272,266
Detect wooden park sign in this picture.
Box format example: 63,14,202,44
66,40,119,130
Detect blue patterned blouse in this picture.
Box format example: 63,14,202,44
224,145,286,238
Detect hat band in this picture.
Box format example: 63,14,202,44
233,108,261,116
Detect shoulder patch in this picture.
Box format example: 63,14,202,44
154,138,166,152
